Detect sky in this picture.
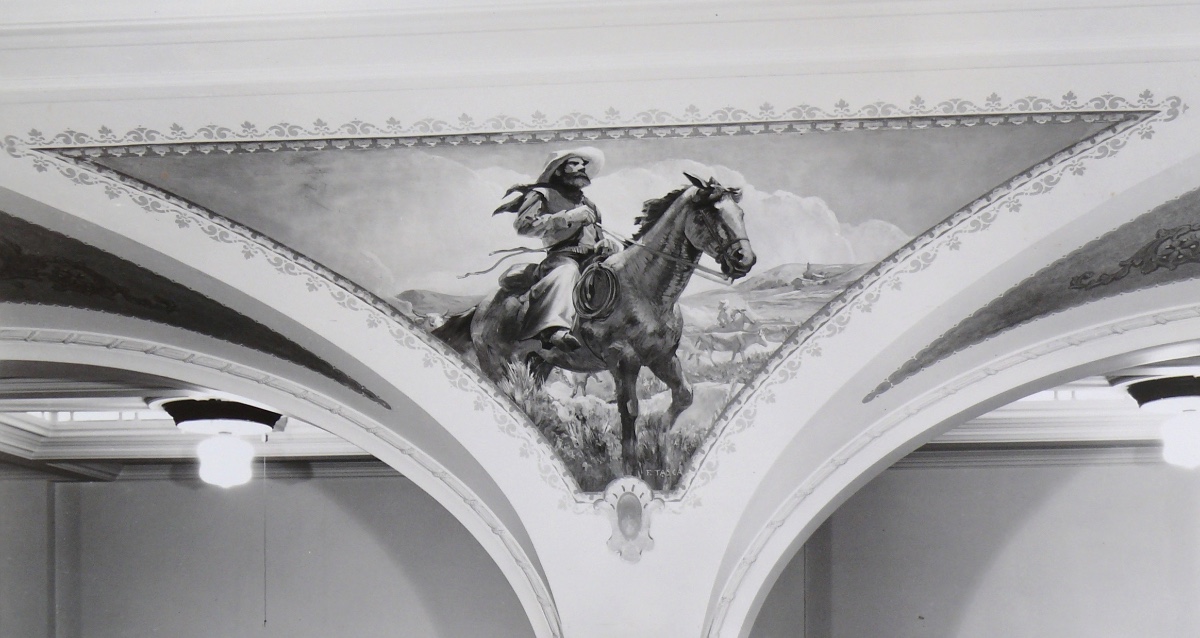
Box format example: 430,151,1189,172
103,119,1107,297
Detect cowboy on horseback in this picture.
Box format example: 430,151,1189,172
437,167,756,476
493,147,621,352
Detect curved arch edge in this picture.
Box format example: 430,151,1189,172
0,319,564,637
703,292,1200,637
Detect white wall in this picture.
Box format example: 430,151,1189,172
0,471,533,638
0,480,53,638
755,457,1200,638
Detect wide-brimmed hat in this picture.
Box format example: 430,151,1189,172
536,146,605,184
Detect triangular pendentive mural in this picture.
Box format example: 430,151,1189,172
29,103,1151,492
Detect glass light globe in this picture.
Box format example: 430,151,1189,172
1161,411,1200,470
196,434,256,488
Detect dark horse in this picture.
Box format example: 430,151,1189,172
436,173,755,472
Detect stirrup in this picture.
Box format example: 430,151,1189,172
543,328,581,352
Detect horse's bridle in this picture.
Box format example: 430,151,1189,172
597,224,733,284
692,191,751,270
594,187,750,284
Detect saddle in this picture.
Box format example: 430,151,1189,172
496,261,619,321
498,262,540,293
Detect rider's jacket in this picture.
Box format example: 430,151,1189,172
512,186,604,255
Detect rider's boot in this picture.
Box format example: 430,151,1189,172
542,327,581,352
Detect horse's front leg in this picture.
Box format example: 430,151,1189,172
648,354,693,423
612,359,641,475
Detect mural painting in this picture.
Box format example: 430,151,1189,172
91,115,1115,491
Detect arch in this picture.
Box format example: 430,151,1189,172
697,95,1200,637
706,281,1200,636
0,143,585,503
0,304,562,637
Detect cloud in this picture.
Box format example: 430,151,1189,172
587,159,911,271
840,219,912,263
243,151,912,297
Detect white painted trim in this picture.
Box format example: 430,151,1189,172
2,3,1198,103
112,458,400,481
1,0,1180,42
708,290,1200,638
0,325,562,638
895,445,1163,468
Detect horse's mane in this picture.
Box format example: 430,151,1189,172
632,187,689,241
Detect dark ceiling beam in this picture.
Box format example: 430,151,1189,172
0,450,122,481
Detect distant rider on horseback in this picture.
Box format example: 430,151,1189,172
493,147,621,352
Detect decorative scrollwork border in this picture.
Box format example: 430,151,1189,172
701,96,1187,636
2,92,1184,508
679,95,1184,503
5,91,1179,155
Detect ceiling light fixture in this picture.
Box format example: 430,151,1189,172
1127,377,1200,470
162,399,283,487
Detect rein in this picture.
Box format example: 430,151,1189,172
460,188,746,286
457,246,544,279
598,226,737,286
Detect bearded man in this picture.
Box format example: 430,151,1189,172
493,147,620,351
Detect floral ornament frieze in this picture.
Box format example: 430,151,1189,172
19,149,588,503
0,92,1187,508
677,94,1184,501
2,91,1182,157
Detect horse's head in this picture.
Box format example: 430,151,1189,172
682,172,756,279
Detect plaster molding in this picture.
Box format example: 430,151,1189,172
110,459,403,482
22,430,366,461
6,95,1156,153
0,457,403,482
2,91,1180,508
683,94,1181,504
9,148,585,500
937,409,1160,445
0,326,563,638
0,415,44,457
705,300,1200,638
596,477,663,563
1,0,1175,43
893,445,1162,469
2,3,1198,102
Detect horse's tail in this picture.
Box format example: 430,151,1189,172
431,307,477,354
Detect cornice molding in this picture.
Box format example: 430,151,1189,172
0,326,562,637
112,458,399,481
3,4,1199,102
936,399,1161,445
894,444,1162,468
0,415,45,457
0,458,399,482
2,1,1180,44
28,431,366,462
